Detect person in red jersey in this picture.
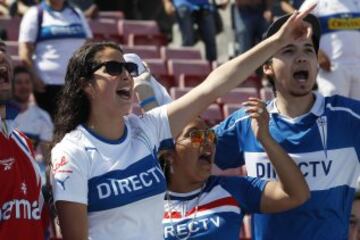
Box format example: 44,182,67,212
0,40,47,240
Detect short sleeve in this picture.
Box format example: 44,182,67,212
222,176,267,214
18,6,39,43
138,105,173,150
51,142,89,204
214,111,245,169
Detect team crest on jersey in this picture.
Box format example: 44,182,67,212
20,182,27,195
0,157,15,171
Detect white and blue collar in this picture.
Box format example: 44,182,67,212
267,92,325,122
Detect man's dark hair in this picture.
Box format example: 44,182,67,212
13,65,32,77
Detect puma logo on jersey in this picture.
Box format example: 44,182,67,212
0,157,15,171
56,176,70,191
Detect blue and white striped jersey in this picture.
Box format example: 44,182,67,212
51,106,172,240
163,175,266,240
215,93,360,240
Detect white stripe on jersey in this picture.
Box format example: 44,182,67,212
163,204,240,224
326,103,360,119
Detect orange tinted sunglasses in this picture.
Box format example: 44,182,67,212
187,129,217,145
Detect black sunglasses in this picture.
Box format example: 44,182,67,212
92,61,138,77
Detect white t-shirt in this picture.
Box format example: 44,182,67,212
51,106,173,240
19,3,92,85
14,104,54,143
301,0,360,66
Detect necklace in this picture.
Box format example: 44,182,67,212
165,185,205,240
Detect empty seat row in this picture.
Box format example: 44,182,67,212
130,87,274,123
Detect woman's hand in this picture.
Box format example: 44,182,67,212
243,97,270,142
272,4,317,47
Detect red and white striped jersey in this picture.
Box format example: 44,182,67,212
0,116,46,239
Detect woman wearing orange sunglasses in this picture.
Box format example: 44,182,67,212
159,98,309,240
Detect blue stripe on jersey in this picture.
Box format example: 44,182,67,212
319,12,360,35
252,185,354,240
37,23,87,42
88,155,166,212
163,212,242,240
12,131,31,156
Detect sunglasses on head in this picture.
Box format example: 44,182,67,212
92,61,138,77
182,129,217,145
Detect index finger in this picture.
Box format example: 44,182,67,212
296,3,316,21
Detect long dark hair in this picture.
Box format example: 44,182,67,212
158,149,174,185
52,41,123,146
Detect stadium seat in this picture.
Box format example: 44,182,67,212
201,104,223,125
239,74,262,90
88,18,123,43
97,11,124,20
4,41,19,56
222,103,242,117
160,46,202,61
169,87,192,99
11,55,24,67
145,59,174,89
169,88,222,123
217,87,258,105
118,20,167,46
178,74,207,88
168,59,211,85
260,87,275,101
128,34,168,47
0,16,21,41
122,45,160,59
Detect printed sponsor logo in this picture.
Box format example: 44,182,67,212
256,160,333,178
163,216,221,239
96,166,163,199
0,199,41,221
328,17,360,30
52,156,73,174
0,157,15,171
50,25,85,36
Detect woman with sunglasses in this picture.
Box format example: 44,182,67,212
50,6,314,240
159,99,309,240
